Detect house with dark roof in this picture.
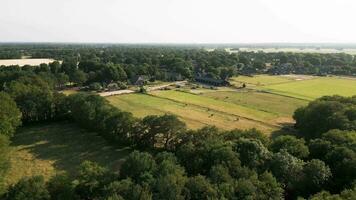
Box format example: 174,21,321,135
131,75,149,86
195,76,230,86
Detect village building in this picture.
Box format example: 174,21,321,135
195,76,230,86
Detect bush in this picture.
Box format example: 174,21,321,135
5,176,50,200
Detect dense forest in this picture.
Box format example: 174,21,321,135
0,44,356,199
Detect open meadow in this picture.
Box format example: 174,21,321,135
107,74,356,134
4,123,131,187
234,75,356,100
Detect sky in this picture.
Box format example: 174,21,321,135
1,0,356,43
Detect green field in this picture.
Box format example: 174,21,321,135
230,75,293,86
261,77,356,100
202,90,307,117
234,75,356,100
107,75,356,135
107,93,278,132
4,123,131,187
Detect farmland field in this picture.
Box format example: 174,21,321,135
230,75,293,86
107,74,356,134
0,58,57,66
4,123,131,187
261,77,356,100
107,93,278,132
201,90,307,116
235,75,356,100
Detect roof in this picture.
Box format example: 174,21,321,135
195,76,228,84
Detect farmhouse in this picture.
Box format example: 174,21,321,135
195,76,230,86
131,75,148,86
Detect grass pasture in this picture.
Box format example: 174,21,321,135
234,75,356,100
202,90,308,117
230,75,292,87
108,75,356,134
261,77,356,100
107,92,279,133
4,123,131,186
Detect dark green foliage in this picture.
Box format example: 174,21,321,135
310,185,356,200
5,176,50,200
271,135,309,158
269,150,304,192
0,135,10,194
153,152,187,200
75,161,110,199
137,115,186,150
6,76,55,123
301,159,331,194
184,175,218,200
120,151,156,183
47,174,74,200
234,138,271,169
0,92,21,137
294,96,356,138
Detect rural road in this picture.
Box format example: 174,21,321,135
99,81,187,97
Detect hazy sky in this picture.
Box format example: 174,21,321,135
1,0,356,43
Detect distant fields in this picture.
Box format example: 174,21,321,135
4,123,131,187
107,75,356,134
0,58,57,66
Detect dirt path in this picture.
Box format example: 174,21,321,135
99,89,135,97
99,81,187,97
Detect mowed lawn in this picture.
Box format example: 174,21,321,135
150,90,276,121
233,75,356,100
230,75,293,86
261,77,356,100
202,90,308,117
107,93,277,132
4,123,131,186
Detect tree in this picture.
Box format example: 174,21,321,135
153,152,187,200
234,138,271,169
301,159,331,195
293,96,356,138
269,150,304,193
103,179,152,200
70,70,87,86
5,176,50,200
257,172,284,200
54,73,69,89
47,173,74,200
0,92,21,137
184,175,217,200
137,115,186,150
0,135,10,194
120,151,156,183
6,76,54,123
49,61,61,74
75,161,109,199
271,135,309,159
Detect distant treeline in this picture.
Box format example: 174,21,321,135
1,45,356,85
